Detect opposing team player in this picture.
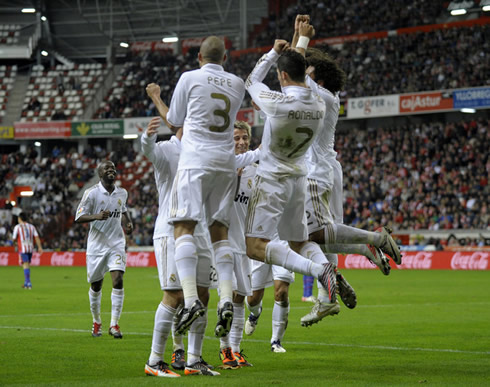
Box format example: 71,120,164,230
75,160,133,339
244,32,338,316
160,36,245,338
12,212,43,289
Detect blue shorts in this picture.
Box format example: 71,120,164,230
20,253,32,263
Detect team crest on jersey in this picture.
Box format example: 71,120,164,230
118,199,122,207
247,179,252,189
170,274,176,282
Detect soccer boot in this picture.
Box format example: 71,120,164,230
200,357,215,370
271,340,286,353
219,347,240,369
91,322,102,337
317,262,337,303
336,271,357,309
244,306,262,336
367,244,391,275
300,300,340,327
145,361,180,378
185,360,221,376
175,299,206,335
376,226,402,265
215,301,234,338
234,350,253,367
108,324,123,339
171,348,186,370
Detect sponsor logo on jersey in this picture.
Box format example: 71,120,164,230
108,210,122,218
234,191,249,205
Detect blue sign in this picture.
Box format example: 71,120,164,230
453,87,490,109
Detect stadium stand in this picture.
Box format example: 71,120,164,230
0,23,21,45
20,63,109,122
0,117,487,250
0,65,17,123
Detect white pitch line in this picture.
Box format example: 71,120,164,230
0,325,488,356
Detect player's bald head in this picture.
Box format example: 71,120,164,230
199,36,226,64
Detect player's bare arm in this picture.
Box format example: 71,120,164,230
295,22,315,56
75,210,111,223
122,211,133,235
145,83,179,133
273,39,290,55
35,236,43,254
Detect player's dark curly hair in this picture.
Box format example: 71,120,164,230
277,50,307,83
305,47,346,93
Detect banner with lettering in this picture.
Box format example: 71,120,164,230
14,121,71,139
71,120,124,137
347,95,399,118
0,126,14,139
453,87,490,109
1,251,488,270
399,91,453,114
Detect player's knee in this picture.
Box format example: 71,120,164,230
274,286,289,303
163,290,184,308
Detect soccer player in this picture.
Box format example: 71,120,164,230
75,160,133,339
12,213,43,289
244,33,338,318
158,36,246,338
290,16,401,327
218,120,259,368
140,111,218,377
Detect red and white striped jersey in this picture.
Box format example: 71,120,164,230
12,222,39,253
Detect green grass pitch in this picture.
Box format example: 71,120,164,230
1,266,489,386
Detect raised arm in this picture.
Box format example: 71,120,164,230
292,14,310,49
146,83,179,133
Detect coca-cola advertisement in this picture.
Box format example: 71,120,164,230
0,251,488,270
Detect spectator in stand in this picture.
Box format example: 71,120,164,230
51,110,67,121
27,97,41,112
12,213,43,289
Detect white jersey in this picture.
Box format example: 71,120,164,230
167,63,246,172
140,132,209,238
229,163,257,254
75,182,128,256
246,49,326,179
305,76,340,187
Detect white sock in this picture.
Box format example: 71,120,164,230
213,240,234,307
271,300,289,343
230,302,245,353
247,300,262,316
89,288,102,324
325,223,380,245
110,288,124,326
299,242,328,264
322,243,374,262
266,240,323,277
172,305,185,351
188,310,207,365
316,280,331,303
219,334,231,350
149,303,176,365
175,235,199,308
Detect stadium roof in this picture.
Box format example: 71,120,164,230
0,0,267,60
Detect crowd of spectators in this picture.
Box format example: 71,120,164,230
1,116,487,250
252,0,447,47
95,23,489,119
337,118,489,232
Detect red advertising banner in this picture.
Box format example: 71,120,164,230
399,91,453,113
1,251,489,270
236,108,254,126
14,121,71,139
130,41,173,52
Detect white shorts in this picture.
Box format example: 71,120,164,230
86,248,126,283
232,252,252,296
245,175,308,242
168,169,237,228
329,158,343,224
305,178,334,234
154,236,215,290
251,259,295,291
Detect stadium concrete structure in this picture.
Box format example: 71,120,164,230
0,1,488,255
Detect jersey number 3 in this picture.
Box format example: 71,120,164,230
210,93,231,132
